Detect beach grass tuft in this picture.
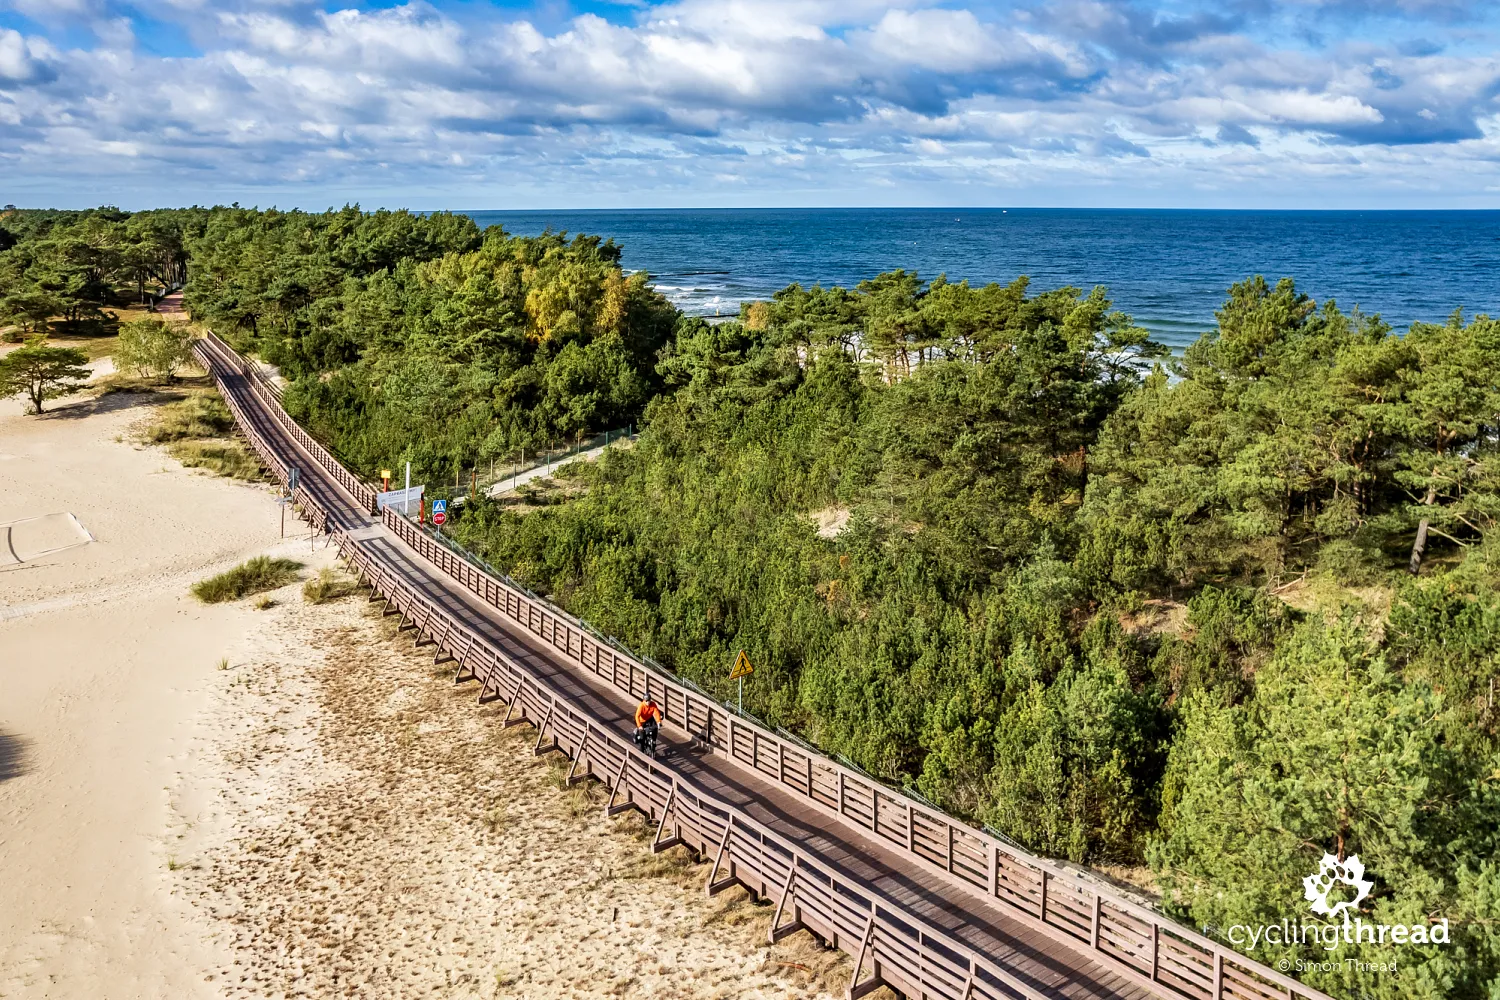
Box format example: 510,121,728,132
192,556,303,604
302,567,356,604
165,438,262,480
140,394,234,442
135,393,262,481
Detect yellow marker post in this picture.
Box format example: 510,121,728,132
730,649,754,713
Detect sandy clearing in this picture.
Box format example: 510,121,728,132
0,371,283,616
1,373,848,999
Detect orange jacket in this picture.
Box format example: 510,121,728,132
635,702,662,728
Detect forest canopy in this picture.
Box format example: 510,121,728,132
5,204,1496,999
455,275,1500,1000
0,206,192,337
182,206,678,477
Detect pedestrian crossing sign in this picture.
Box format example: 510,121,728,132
729,649,754,680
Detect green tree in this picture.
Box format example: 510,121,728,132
1,288,62,335
115,317,194,383
1152,617,1500,999
0,341,91,413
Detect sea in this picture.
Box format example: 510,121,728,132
461,208,1500,352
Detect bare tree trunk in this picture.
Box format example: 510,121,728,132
1408,482,1439,575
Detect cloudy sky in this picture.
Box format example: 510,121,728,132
2,0,1499,209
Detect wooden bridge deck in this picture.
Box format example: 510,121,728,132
215,356,1153,1000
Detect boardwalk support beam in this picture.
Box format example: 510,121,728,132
604,756,632,817
768,864,805,943
847,911,883,1000
453,657,476,686
565,732,592,786
652,784,681,853
477,672,504,705
533,704,557,755
501,677,527,728
705,819,736,896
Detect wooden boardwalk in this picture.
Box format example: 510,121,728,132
197,334,1330,1000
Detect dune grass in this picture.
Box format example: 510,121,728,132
133,393,262,480
192,556,303,604
302,567,357,605
166,438,263,480
140,394,234,442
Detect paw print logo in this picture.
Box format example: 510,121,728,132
1303,853,1373,920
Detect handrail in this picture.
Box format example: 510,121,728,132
196,332,1334,1000
200,331,377,514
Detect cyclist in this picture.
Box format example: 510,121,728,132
634,697,663,753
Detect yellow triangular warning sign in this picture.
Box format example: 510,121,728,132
729,649,754,680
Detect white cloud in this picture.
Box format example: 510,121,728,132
1,0,1499,206
0,27,54,82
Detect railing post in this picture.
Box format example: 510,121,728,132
1150,923,1160,982
1212,951,1223,999
1090,892,1101,949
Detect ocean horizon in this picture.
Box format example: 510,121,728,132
461,207,1500,351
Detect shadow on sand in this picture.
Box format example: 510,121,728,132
38,389,178,421
0,729,31,784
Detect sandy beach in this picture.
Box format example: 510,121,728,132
0,373,845,999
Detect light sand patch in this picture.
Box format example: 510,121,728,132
807,506,851,540
1,363,854,1000
0,366,296,999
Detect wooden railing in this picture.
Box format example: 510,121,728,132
194,340,328,534
380,509,1327,1000
199,332,377,514
197,333,1334,1000
338,535,1068,1000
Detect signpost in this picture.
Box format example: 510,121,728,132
280,466,301,538
432,498,447,532
375,484,424,512
729,649,754,713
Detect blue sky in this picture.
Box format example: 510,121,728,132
2,0,1499,209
